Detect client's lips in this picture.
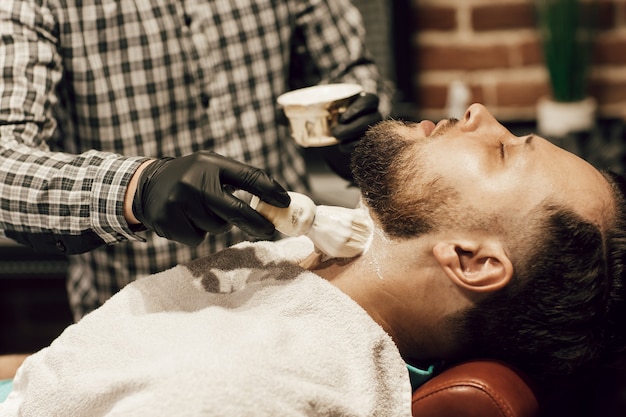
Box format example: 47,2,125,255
429,119,453,137
419,120,436,137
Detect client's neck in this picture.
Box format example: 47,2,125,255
299,235,461,365
299,248,415,358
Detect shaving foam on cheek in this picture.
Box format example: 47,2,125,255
357,203,375,256
362,224,374,256
350,200,385,278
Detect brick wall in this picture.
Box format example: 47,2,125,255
411,0,626,121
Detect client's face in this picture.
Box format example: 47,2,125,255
352,103,614,236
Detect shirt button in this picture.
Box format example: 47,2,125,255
200,93,210,108
55,240,67,253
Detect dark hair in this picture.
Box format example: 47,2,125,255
449,171,626,384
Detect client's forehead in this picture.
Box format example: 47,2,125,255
549,148,615,231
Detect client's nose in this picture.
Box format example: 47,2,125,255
459,103,508,136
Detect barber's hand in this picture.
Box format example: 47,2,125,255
132,151,291,246
322,92,382,181
331,92,382,153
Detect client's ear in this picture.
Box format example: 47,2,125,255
432,240,513,293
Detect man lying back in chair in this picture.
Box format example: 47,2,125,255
2,103,625,417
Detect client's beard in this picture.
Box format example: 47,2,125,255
351,120,460,239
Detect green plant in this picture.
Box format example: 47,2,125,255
535,0,598,102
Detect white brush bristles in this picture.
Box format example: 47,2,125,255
250,192,374,258
306,205,373,258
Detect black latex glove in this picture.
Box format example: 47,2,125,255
323,92,382,181
331,92,382,153
132,151,291,246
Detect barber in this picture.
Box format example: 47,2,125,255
0,0,388,320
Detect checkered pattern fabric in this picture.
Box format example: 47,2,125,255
0,0,391,320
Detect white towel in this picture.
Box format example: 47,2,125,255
0,237,412,416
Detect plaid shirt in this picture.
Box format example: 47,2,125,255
0,0,391,320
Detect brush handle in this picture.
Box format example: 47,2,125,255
250,192,317,237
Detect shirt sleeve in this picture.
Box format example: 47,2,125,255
0,1,148,254
291,0,394,117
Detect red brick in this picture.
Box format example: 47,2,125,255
495,81,550,107
415,84,448,109
590,79,626,104
416,83,484,111
472,3,535,31
409,0,626,120
593,37,626,65
417,44,512,71
597,1,618,31
469,85,485,105
618,2,626,28
415,5,457,31
520,39,543,66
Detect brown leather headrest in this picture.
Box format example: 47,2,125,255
411,360,539,417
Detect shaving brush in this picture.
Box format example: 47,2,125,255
250,192,373,258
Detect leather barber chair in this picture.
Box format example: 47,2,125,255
411,360,539,417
